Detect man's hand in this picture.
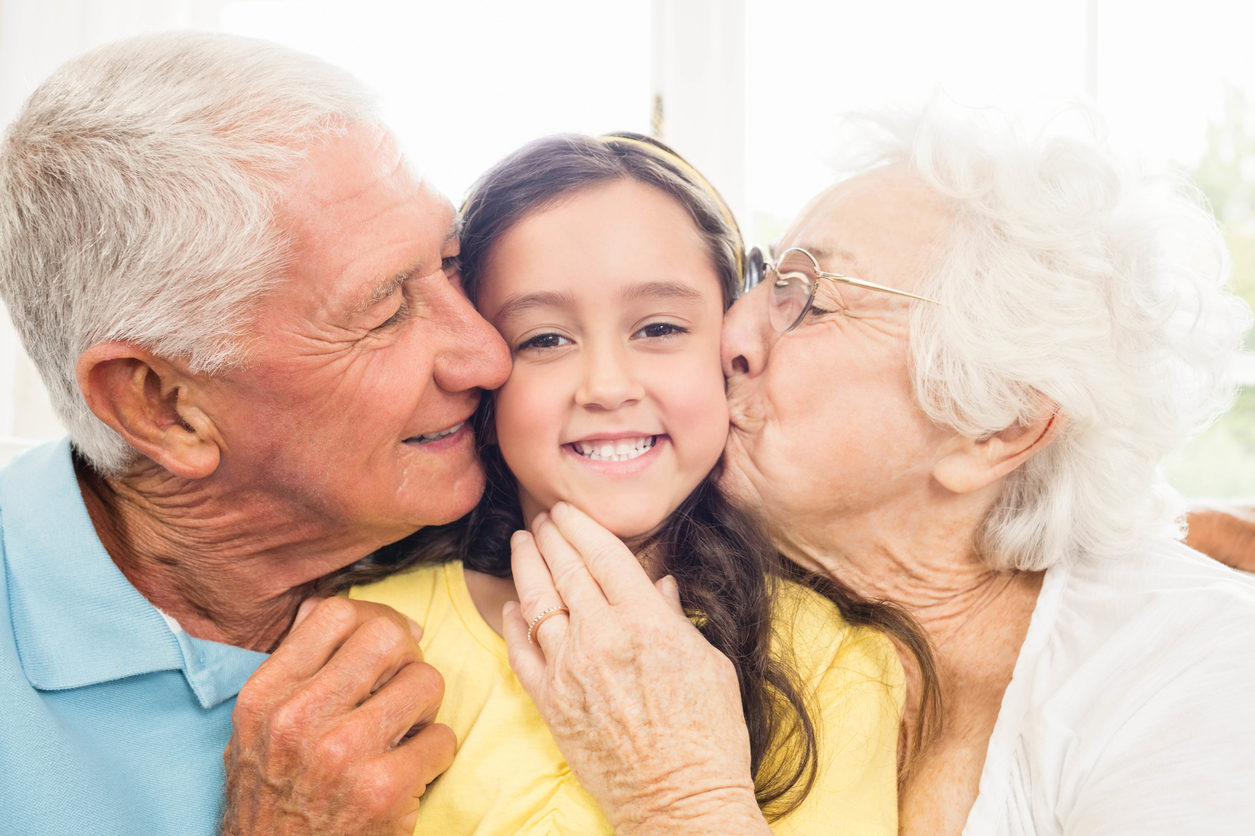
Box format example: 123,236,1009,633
1186,503,1255,573
222,597,456,835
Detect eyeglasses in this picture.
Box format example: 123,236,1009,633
742,245,941,333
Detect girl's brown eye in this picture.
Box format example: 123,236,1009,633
517,333,572,351
634,322,687,339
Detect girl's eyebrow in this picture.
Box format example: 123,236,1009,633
620,281,704,304
493,281,703,326
492,290,579,325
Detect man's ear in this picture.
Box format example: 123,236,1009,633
76,343,221,479
932,405,1069,495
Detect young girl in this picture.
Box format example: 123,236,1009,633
335,134,926,835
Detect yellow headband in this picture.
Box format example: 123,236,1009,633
598,134,744,280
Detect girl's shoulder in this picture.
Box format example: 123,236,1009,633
771,579,906,696
767,580,905,836
347,559,453,624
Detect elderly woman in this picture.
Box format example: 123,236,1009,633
502,103,1255,836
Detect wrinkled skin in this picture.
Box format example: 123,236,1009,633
77,123,510,836
501,169,1055,835
223,598,456,836
210,126,510,834
504,502,771,836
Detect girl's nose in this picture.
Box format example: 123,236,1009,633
575,346,644,410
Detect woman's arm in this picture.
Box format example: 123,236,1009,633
503,501,772,836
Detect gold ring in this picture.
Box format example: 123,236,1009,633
526,605,570,645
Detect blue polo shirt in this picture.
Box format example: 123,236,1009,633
0,439,267,835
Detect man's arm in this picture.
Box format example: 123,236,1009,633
1185,503,1255,573
221,597,456,836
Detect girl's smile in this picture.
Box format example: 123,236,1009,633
476,177,730,539
567,433,659,463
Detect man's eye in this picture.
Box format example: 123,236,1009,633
633,322,688,339
442,255,461,277
372,301,408,331
517,333,572,351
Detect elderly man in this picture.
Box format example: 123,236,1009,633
0,33,510,835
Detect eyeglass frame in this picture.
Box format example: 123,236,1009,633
741,245,942,333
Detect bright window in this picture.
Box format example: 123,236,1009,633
223,0,653,205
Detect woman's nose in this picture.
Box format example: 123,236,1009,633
722,282,774,380
575,346,644,410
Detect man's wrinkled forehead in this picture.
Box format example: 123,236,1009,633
350,209,458,318
279,125,449,221
266,123,461,323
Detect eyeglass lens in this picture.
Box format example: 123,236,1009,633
769,249,818,332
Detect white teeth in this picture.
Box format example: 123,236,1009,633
411,422,463,444
574,436,657,462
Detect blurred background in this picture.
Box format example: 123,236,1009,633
1,0,1253,497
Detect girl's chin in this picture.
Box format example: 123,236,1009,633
593,514,668,544
542,504,669,579
598,523,657,540
527,493,673,544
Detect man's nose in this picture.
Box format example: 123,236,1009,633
575,344,644,411
722,282,773,379
433,281,512,393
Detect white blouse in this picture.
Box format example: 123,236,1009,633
963,539,1255,835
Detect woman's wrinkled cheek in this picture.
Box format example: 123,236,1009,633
716,430,763,509
725,375,767,436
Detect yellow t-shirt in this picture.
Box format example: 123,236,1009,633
350,561,903,836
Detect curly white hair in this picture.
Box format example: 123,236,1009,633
847,102,1252,569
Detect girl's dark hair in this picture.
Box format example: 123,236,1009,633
325,133,941,810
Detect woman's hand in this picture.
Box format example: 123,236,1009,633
503,501,772,836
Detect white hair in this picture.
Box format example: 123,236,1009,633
0,32,380,474
843,102,1252,570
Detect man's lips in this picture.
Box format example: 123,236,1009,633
405,421,466,445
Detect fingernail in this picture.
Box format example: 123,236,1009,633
407,617,424,641
292,596,322,629
531,512,549,531
511,530,528,545
551,501,568,517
